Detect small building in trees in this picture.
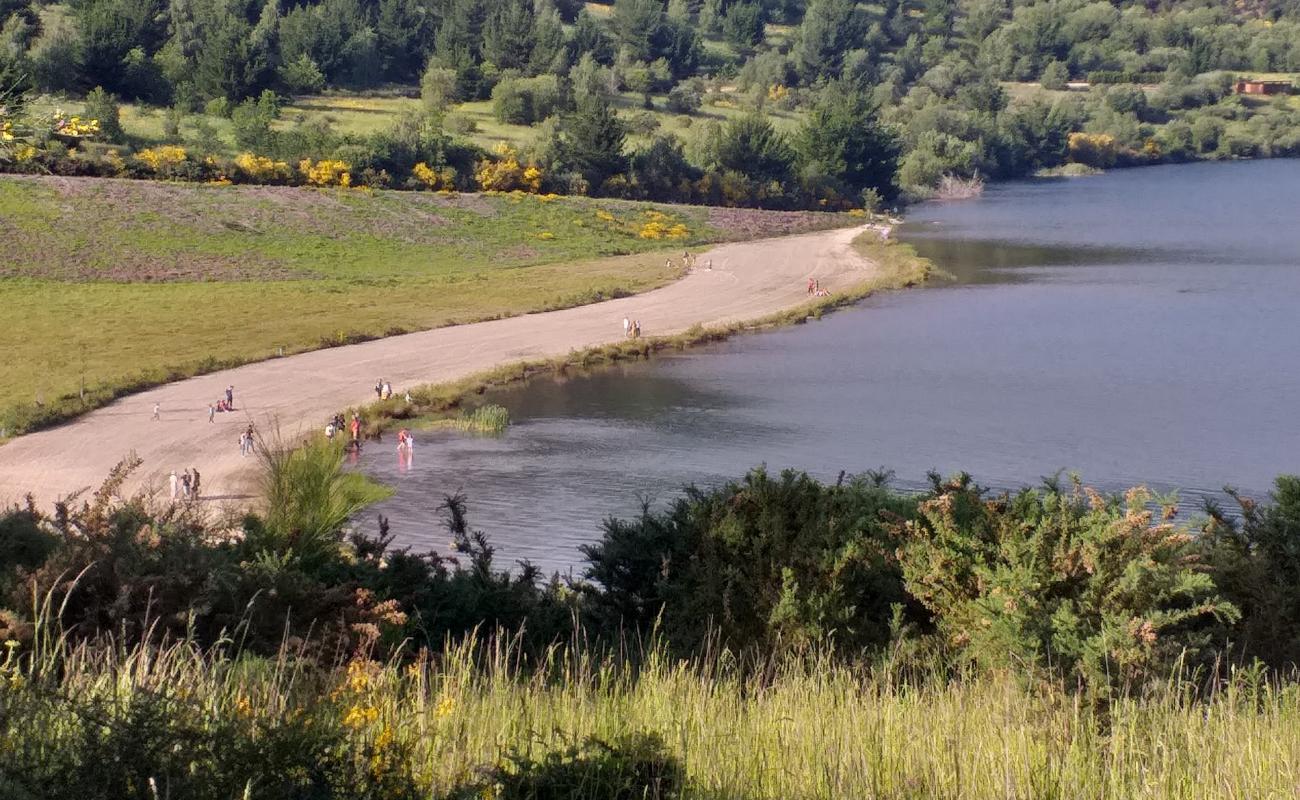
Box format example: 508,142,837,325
1234,79,1293,96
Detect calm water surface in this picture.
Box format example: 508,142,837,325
359,160,1300,574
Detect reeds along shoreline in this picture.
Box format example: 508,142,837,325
4,627,1298,800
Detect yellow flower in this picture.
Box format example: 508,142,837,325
343,703,379,730
537,231,555,240
435,693,456,719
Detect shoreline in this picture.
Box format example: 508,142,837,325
0,224,929,509
354,231,933,440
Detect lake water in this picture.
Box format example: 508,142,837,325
358,160,1300,574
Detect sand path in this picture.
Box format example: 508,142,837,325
0,224,876,507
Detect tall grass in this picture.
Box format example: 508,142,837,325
424,404,512,436
4,628,1299,799
254,432,391,565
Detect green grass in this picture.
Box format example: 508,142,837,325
29,84,808,159
7,632,1300,799
0,175,852,434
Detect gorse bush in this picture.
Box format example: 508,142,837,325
897,474,1239,689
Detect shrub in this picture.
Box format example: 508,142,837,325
896,476,1239,689
135,144,190,177
1041,60,1069,90
1067,131,1120,167
233,152,294,183
83,87,125,143
411,160,456,190
475,142,542,192
581,468,919,654
298,158,352,187
665,81,702,114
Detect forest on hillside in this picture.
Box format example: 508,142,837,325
2,0,1300,206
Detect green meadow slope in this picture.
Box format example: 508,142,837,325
0,175,851,434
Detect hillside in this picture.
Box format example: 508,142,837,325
0,174,850,434
3,0,1297,209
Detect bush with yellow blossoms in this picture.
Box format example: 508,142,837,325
475,142,543,193
50,109,100,139
1067,132,1121,168
234,152,293,183
412,161,457,190
299,158,353,187
637,209,690,239
136,145,189,177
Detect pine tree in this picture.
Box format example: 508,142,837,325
561,96,626,191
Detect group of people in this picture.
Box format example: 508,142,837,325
374,379,393,400
208,386,236,420
237,424,255,456
676,250,712,271
168,467,201,500
325,412,364,448
622,317,643,338
806,278,830,297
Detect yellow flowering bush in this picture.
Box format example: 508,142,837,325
299,158,353,187
1067,132,1120,168
50,110,100,139
136,145,189,175
412,161,457,190
234,152,293,183
637,209,690,239
0,119,12,142
537,230,556,240
475,143,543,193
768,84,789,102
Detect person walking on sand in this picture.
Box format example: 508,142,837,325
225,386,234,409
375,379,384,399
325,420,336,440
807,278,815,295
622,317,630,337
152,402,161,421
208,404,215,423
181,470,191,500
191,468,201,499
706,258,712,270
169,470,178,499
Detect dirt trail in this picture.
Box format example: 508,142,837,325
0,224,877,507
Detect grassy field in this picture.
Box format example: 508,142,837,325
0,175,851,434
29,84,806,159
8,633,1300,799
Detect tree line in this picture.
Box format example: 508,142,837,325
2,0,1300,205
